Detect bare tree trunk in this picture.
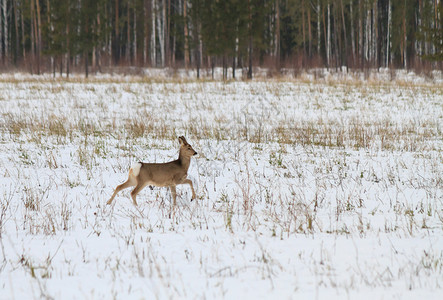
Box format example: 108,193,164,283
422,0,429,58
133,2,137,65
85,51,89,78
184,0,189,68
172,28,176,66
364,5,370,64
403,0,407,69
386,0,391,67
372,1,377,67
106,4,112,67
317,0,321,55
308,4,312,58
340,0,348,68
247,0,252,79
36,0,42,73
156,0,165,67
415,0,422,67
92,6,96,72
358,0,363,68
275,0,280,71
115,0,120,64
440,0,443,66
199,33,202,70
434,0,438,57
224,56,227,80
199,18,203,70
126,0,131,63
2,0,8,63
21,6,26,62
30,0,35,74
143,0,148,65
13,0,19,65
232,56,235,79
151,0,156,66
333,5,340,69
302,0,306,67
350,1,355,66
196,15,202,78
47,0,53,75
162,0,167,66
0,0,3,62
322,5,327,65
96,11,102,71
211,57,214,79
92,48,96,73
326,2,331,68
165,0,170,66
84,1,90,77
66,4,70,78
59,55,62,76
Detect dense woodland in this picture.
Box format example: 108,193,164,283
0,0,442,77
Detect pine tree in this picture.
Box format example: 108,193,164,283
419,0,443,61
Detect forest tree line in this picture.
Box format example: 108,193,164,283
0,0,441,78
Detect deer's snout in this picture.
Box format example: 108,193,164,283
193,152,198,156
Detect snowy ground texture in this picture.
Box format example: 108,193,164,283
0,71,442,299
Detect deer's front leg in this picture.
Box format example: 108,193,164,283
182,179,196,201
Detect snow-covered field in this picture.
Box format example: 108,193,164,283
0,73,442,299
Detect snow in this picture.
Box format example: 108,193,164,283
0,71,442,299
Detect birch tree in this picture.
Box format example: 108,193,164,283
386,0,391,67
151,0,156,66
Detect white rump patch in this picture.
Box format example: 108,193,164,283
130,162,142,177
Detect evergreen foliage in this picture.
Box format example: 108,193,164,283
0,0,441,77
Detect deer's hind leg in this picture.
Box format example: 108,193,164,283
168,185,178,219
130,181,151,206
170,185,177,206
107,176,137,205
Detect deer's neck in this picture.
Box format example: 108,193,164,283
178,152,191,171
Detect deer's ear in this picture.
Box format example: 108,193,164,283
178,136,187,145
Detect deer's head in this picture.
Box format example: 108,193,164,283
179,136,197,157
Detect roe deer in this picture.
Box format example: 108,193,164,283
107,136,197,206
